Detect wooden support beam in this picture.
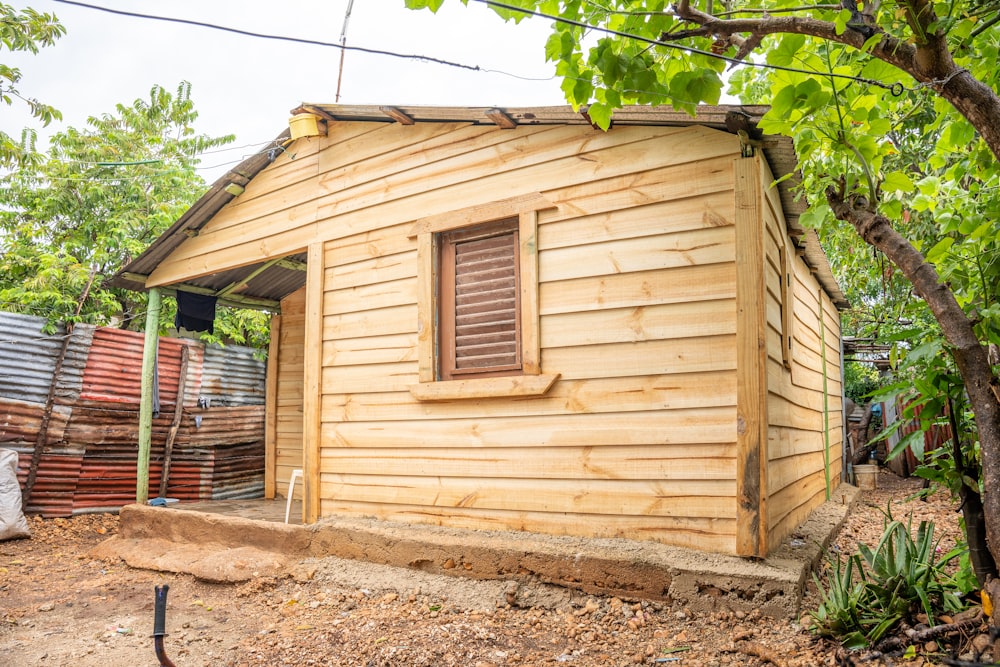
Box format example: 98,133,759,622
264,312,281,499
302,243,324,524
158,344,189,498
485,107,517,129
380,106,415,125
734,155,768,558
137,287,162,505
217,256,289,297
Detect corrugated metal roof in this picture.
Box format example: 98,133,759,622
109,104,847,309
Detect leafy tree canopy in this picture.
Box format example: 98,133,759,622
1,2,64,164
0,81,269,348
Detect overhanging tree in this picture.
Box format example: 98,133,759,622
0,2,64,165
0,83,273,345
409,0,1000,609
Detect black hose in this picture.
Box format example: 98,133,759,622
154,585,176,667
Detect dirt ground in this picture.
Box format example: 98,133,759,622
0,471,990,667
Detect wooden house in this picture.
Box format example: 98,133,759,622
113,104,847,558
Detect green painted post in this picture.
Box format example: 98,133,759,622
137,287,161,504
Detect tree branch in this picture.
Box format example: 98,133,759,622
666,4,1000,161
826,185,1000,559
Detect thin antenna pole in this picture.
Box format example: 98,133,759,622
334,0,355,103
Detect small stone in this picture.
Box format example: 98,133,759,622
972,634,991,653
38,603,54,612
674,630,689,642
443,558,456,569
924,641,938,653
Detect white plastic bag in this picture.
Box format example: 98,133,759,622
0,448,31,540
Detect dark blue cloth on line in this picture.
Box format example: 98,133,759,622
175,291,217,334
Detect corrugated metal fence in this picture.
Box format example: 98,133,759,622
0,312,266,517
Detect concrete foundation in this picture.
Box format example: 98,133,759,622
92,484,857,618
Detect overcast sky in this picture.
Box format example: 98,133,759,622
7,0,564,181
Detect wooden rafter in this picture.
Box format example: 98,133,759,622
485,108,517,129
380,106,415,125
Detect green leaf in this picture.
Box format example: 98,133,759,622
586,102,613,130
925,237,954,263
767,34,806,67
881,170,915,193
834,8,853,35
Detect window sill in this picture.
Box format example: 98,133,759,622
409,373,560,401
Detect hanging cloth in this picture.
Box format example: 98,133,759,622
175,291,217,334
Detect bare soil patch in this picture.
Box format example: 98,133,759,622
0,472,986,666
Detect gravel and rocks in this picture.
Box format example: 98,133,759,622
0,471,991,666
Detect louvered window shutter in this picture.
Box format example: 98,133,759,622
439,218,521,380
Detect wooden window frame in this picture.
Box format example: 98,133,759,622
409,193,559,401
438,218,523,380
778,236,794,370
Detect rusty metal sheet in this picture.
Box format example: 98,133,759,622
0,313,93,405
80,328,189,406
0,398,71,445
199,345,266,406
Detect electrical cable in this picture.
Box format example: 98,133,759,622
52,0,484,72
472,0,939,95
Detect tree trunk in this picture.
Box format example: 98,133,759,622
850,404,875,466
827,187,1000,582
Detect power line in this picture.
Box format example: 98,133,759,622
473,0,912,94
53,0,484,72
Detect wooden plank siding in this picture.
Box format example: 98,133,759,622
307,123,742,553
760,158,844,553
274,287,306,499
143,117,844,555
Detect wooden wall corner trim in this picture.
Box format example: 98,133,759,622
734,155,769,557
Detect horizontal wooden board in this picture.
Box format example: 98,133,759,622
323,333,418,367
541,300,736,348
324,276,416,315
537,192,733,250
540,263,737,315
323,361,418,394
767,470,836,543
320,443,736,480
326,221,417,268
539,155,735,223
539,226,735,283
768,451,827,495
542,335,737,380
316,500,738,553
324,304,418,340
321,371,737,422
767,426,826,461
325,249,417,290
319,474,737,518
322,407,737,448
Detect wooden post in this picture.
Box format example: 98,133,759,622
819,289,832,500
137,286,161,505
302,243,324,524
734,155,768,558
158,344,189,498
264,313,281,499
23,324,75,504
